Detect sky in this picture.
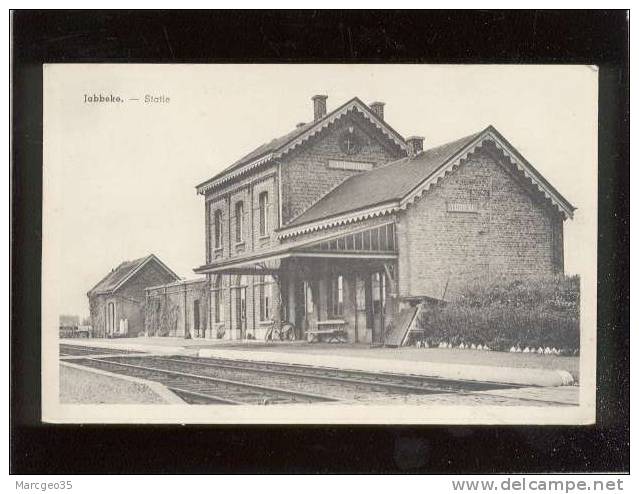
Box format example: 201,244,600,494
43,64,598,319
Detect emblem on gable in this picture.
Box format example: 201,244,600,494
338,127,363,156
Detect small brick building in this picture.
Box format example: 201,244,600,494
148,95,575,344
87,254,180,337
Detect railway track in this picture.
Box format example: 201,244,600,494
130,356,573,407
71,357,338,405
59,344,143,357
132,354,519,393
100,355,443,401
65,353,573,407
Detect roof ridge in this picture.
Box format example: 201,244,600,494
373,154,412,171
87,253,177,296
354,128,488,174
196,97,408,193
87,256,147,295
281,127,494,230
205,98,361,181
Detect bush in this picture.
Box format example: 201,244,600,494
417,275,580,353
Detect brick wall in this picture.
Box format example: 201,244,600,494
281,113,403,224
88,295,107,337
145,279,208,338
397,148,564,301
205,169,279,263
118,261,178,303
115,297,144,336
87,295,141,337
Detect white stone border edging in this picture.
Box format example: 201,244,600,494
197,349,575,387
60,360,186,404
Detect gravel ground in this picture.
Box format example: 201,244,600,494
475,385,579,406
59,364,172,404
364,386,578,406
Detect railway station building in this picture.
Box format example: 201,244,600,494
150,95,575,344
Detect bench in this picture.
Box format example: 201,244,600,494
307,320,348,343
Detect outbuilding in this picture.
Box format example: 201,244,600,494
87,254,180,337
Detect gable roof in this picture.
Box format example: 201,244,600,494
195,97,408,194
220,122,316,176
286,131,483,228
87,254,181,296
278,125,576,239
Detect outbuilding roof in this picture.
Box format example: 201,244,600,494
87,254,180,296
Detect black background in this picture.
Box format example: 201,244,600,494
11,10,629,474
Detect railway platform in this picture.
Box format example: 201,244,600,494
59,343,579,407
59,337,578,387
197,347,575,388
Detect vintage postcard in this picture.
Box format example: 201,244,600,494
41,64,597,424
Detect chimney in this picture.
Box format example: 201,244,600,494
312,95,328,121
370,101,385,121
407,136,424,156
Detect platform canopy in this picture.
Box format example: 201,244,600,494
193,222,398,276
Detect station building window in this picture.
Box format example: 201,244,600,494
232,275,247,330
213,209,223,250
257,274,274,321
258,191,269,237
211,276,223,324
235,201,244,243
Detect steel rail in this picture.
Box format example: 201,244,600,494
86,358,337,404
146,355,514,392
172,357,572,407
142,356,442,394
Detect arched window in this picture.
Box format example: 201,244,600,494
213,209,223,249
258,191,269,236
235,201,244,243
